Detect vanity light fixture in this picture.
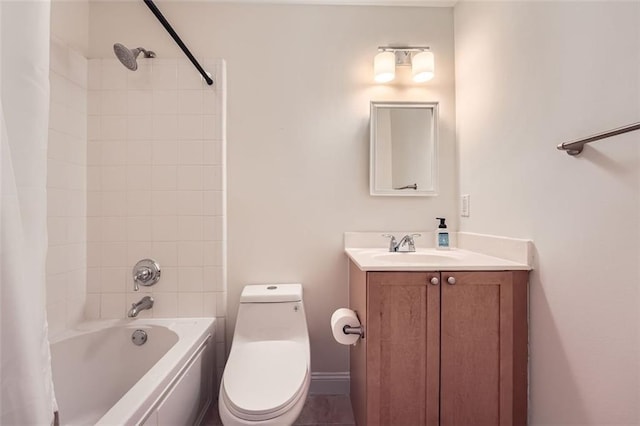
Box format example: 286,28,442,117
373,46,435,83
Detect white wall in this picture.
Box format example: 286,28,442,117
89,2,456,375
51,0,89,56
455,2,640,423
47,4,89,337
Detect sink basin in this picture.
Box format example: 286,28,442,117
373,252,457,264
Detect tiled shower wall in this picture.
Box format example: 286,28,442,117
46,38,88,337
85,58,226,364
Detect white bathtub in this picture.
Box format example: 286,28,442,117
50,318,215,426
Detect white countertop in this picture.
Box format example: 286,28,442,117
344,232,533,272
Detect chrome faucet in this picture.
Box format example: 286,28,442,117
128,296,154,318
383,233,421,252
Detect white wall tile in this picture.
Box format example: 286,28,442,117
127,90,153,115
86,59,226,340
101,191,127,217
152,115,179,140
155,267,178,292
85,294,101,319
46,273,67,304
177,191,203,216
88,90,101,115
177,292,203,317
101,140,127,165
151,293,178,317
127,190,152,216
152,141,179,165
178,216,203,241
127,141,153,163
100,293,126,318
151,166,177,191
178,115,203,140
178,141,203,165
101,166,127,190
152,90,178,115
87,268,101,293
202,139,222,165
127,63,153,91
101,60,127,90
100,217,127,242
101,242,127,267
88,60,101,90
66,296,86,328
178,242,203,266
203,165,223,191
203,292,217,317
177,166,203,190
151,242,178,267
127,216,152,241
87,244,101,268
204,266,224,292
101,115,127,140
151,190,178,215
127,116,153,141
126,241,152,268
178,91,203,115
203,116,219,140
178,267,204,292
101,90,127,115
151,216,178,241
126,164,152,191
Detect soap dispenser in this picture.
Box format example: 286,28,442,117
436,217,450,250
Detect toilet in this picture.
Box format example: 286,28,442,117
219,284,310,426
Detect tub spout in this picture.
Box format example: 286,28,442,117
128,296,154,318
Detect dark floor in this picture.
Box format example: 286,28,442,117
203,394,355,426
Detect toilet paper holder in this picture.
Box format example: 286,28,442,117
343,325,364,339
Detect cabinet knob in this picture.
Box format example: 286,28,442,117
447,276,456,285
430,277,439,285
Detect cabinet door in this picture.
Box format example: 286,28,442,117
367,272,440,426
440,271,527,426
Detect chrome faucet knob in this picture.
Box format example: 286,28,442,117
397,234,421,252
382,234,398,252
132,259,161,292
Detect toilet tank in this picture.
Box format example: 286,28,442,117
233,284,308,343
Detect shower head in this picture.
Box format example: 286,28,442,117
113,43,156,71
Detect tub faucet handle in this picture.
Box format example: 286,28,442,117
132,259,161,291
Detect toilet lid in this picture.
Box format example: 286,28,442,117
222,340,308,418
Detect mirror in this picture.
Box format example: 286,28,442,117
370,101,438,196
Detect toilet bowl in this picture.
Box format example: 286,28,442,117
219,284,310,426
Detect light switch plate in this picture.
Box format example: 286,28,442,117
461,194,470,217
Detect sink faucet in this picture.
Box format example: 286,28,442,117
128,296,154,318
382,234,421,252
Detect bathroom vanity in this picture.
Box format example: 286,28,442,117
344,233,531,426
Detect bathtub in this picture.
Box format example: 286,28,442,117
50,318,215,426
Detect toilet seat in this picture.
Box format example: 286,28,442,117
221,340,309,422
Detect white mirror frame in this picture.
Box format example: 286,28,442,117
369,101,439,197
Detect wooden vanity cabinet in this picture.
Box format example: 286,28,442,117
349,262,528,426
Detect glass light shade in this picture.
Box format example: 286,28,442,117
374,51,396,83
412,51,435,82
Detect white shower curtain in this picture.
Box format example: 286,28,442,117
0,1,56,424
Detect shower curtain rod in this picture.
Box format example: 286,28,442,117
143,0,214,86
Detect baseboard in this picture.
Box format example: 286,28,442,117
310,372,350,395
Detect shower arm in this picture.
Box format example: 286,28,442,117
142,0,214,86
